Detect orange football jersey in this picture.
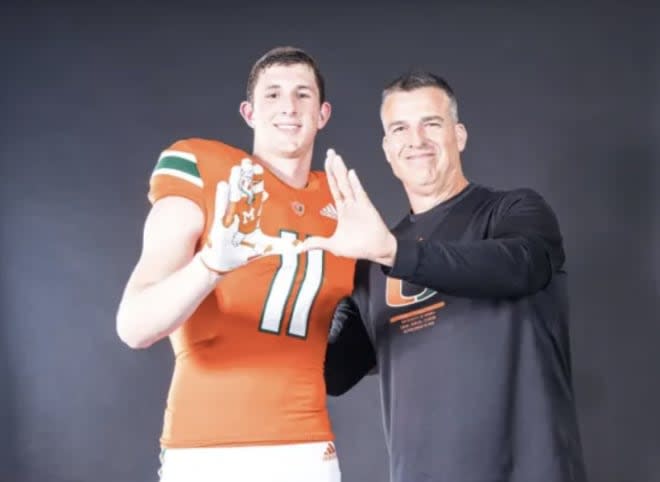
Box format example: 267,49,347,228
148,138,354,447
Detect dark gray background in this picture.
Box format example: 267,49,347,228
2,2,659,481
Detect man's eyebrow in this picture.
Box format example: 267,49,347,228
386,120,407,130
421,115,444,123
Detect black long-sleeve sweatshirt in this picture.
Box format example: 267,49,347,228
325,183,588,482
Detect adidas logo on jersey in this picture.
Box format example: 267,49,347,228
320,203,337,220
322,442,337,461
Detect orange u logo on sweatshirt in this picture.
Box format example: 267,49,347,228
385,277,437,308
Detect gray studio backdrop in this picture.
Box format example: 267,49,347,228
2,3,659,482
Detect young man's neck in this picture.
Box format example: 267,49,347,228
252,148,313,189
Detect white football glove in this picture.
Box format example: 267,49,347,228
199,158,298,273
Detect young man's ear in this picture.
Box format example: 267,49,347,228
239,101,255,128
317,102,332,129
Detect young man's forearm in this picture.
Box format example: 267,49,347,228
116,253,221,349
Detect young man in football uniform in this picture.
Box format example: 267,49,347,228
116,47,353,482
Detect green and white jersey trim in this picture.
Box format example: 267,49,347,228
151,150,203,187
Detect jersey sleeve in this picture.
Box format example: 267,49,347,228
148,139,205,209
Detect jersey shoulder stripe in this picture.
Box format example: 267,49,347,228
148,139,204,206
152,149,202,187
147,138,250,207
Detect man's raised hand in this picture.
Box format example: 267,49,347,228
298,149,397,266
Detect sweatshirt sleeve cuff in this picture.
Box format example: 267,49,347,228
380,237,419,279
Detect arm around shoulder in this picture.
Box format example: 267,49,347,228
324,296,377,396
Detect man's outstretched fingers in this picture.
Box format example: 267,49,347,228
330,152,355,203
325,153,343,205
348,169,369,203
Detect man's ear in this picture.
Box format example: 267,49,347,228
455,122,468,152
239,101,255,128
382,135,392,165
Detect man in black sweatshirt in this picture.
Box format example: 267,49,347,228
299,72,588,482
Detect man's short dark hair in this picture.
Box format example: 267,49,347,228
246,46,326,104
382,71,459,121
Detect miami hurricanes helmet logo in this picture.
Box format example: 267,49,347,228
385,277,437,307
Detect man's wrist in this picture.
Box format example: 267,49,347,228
374,233,397,267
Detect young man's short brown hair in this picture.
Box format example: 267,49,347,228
246,46,326,104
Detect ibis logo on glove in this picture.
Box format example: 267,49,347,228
385,277,437,308
238,164,261,205
222,159,266,234
241,208,256,224
201,158,300,274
